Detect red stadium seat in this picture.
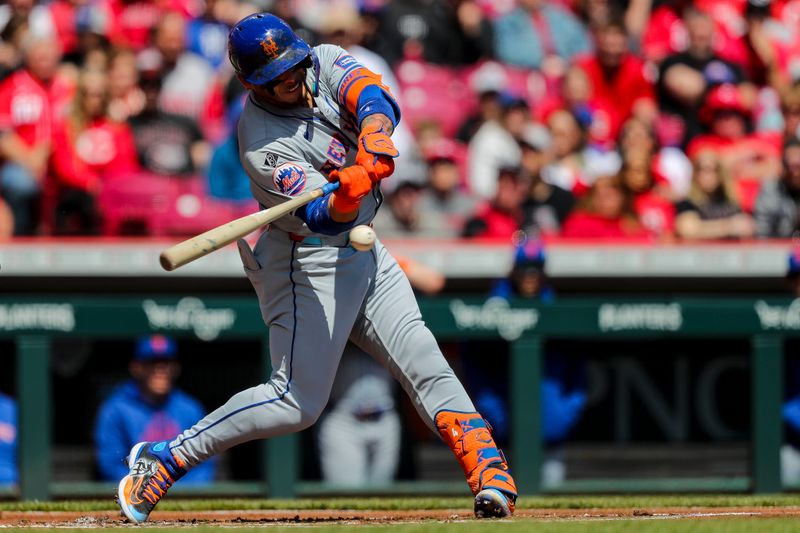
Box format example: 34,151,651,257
460,61,551,111
98,172,182,236
395,59,471,137
159,178,244,236
98,173,246,236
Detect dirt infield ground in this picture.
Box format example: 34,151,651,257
2,506,800,527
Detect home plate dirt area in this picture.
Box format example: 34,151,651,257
2,506,800,527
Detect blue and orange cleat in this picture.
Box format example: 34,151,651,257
474,460,517,518
474,488,515,518
116,441,185,523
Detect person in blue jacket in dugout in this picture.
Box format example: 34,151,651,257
94,335,215,483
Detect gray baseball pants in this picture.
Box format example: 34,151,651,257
167,229,474,468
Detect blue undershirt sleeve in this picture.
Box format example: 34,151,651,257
356,85,400,128
297,193,357,236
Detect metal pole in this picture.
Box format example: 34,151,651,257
16,336,51,501
510,335,542,495
751,335,783,493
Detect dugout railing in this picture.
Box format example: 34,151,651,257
0,295,796,500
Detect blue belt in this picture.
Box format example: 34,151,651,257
287,231,352,247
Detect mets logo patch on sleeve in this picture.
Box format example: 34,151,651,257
273,163,306,196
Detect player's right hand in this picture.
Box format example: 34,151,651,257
357,122,398,183
329,165,372,213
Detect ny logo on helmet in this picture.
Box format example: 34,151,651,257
260,36,280,58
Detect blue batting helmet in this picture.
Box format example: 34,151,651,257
228,13,312,85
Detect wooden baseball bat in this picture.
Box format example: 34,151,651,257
159,181,340,271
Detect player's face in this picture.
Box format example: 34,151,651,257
249,63,308,108
132,359,179,398
514,271,542,298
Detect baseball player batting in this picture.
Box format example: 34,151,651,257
116,13,517,521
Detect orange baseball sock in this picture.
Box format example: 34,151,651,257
435,410,517,507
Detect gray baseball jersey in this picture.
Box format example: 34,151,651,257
165,44,475,473
238,44,381,234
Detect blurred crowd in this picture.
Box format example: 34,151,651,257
0,0,799,243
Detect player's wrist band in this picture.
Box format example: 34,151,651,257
356,86,398,129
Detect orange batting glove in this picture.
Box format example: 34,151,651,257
356,122,398,183
329,165,373,213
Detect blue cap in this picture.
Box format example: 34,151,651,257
135,335,177,361
498,91,528,111
513,240,546,273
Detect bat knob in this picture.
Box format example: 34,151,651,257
160,252,177,271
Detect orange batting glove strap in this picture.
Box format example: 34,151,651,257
358,122,399,157
435,411,517,505
357,122,398,183
329,165,372,214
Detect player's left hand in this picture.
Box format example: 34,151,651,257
328,164,373,213
357,122,398,183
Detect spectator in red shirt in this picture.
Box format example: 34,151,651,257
643,0,755,66
462,166,529,239
48,68,139,235
641,0,691,65
674,148,755,240
537,66,621,161
572,18,657,132
0,35,73,235
617,148,676,240
688,83,782,211
560,175,647,239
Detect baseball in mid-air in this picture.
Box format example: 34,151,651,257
349,225,376,251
